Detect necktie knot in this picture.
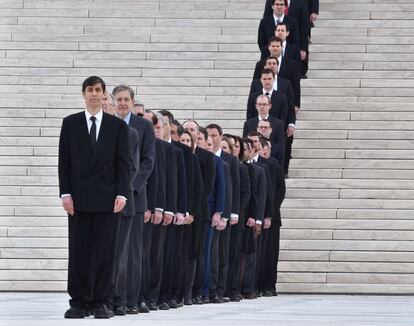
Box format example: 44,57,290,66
90,116,96,122
265,92,270,97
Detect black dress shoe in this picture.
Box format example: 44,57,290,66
230,295,240,302
262,290,273,297
235,293,243,301
177,300,184,308
192,296,203,305
64,307,85,319
139,302,150,313
244,292,257,300
272,290,278,296
158,302,170,310
148,301,158,311
184,297,193,305
94,304,111,319
114,306,126,316
126,306,139,314
210,295,225,304
221,296,230,303
202,296,210,304
168,299,178,309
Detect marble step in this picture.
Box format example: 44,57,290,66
290,159,414,170
286,178,414,190
282,198,414,209
278,283,414,294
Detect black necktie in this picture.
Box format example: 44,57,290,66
90,116,96,149
265,92,270,98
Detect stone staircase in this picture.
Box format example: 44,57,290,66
0,0,413,293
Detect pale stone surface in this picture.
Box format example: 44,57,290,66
1,293,414,326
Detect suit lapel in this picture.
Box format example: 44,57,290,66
90,112,109,166
76,112,94,161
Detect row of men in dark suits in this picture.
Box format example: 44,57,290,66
248,0,318,177
59,76,286,319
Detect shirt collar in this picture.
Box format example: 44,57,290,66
263,88,273,96
252,153,260,162
85,108,103,122
274,14,284,23
215,148,222,157
258,115,269,121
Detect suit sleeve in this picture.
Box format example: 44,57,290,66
191,156,204,217
203,153,216,198
115,121,131,198
253,61,263,80
263,0,273,17
155,144,166,210
298,2,310,51
311,0,319,14
262,165,274,219
255,167,267,221
290,61,301,107
58,117,71,197
175,148,187,214
246,93,257,120
240,164,251,211
133,122,155,194
146,151,158,211
214,158,225,214
257,19,268,54
129,129,140,185
165,145,177,213
279,93,289,127
290,18,301,48
230,156,240,216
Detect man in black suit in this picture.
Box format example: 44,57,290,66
59,76,130,319
247,68,288,127
240,138,267,299
264,0,310,74
206,124,240,302
257,119,285,166
244,94,286,147
112,85,156,314
258,0,300,59
183,120,216,305
275,22,301,67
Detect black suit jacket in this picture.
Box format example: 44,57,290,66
242,116,286,150
222,160,232,220
285,42,301,66
279,56,301,108
173,144,187,214
58,111,130,212
256,160,274,219
246,90,288,126
174,141,195,215
239,162,251,227
122,127,140,217
258,15,300,58
220,151,241,218
163,141,178,214
147,138,166,212
286,0,310,51
249,77,295,125
246,162,266,222
128,113,155,213
195,146,216,221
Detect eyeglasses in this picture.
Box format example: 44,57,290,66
256,103,270,107
274,3,285,6
258,126,270,129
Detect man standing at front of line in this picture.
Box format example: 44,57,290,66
59,76,130,319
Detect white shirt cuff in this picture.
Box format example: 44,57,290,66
61,194,71,198
155,207,164,212
288,123,295,128
116,195,127,201
164,211,174,216
255,220,262,225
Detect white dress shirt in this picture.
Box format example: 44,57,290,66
85,109,103,141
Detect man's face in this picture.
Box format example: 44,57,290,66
272,0,286,16
261,145,271,159
206,137,214,153
197,131,207,149
162,116,170,141
170,124,179,141
268,41,282,57
83,83,105,110
265,58,278,74
256,96,271,117
102,93,115,115
115,90,133,119
257,121,272,138
260,73,275,91
154,119,163,140
275,25,289,41
207,127,221,152
184,121,198,142
248,136,261,153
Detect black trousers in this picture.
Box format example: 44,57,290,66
148,224,167,304
125,213,144,307
68,211,118,308
263,224,281,291
171,225,187,301
241,235,257,295
113,215,134,307
192,219,209,298
226,223,243,296
217,223,231,297
208,227,220,297
139,221,153,304
284,135,294,175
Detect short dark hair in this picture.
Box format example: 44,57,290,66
275,22,290,32
182,130,195,151
174,120,184,137
233,135,244,160
267,35,283,46
247,131,262,138
82,76,106,94
159,110,175,125
112,84,134,100
259,137,270,148
205,123,223,136
261,68,275,78
199,126,208,141
242,138,254,153
265,56,279,66
272,0,288,6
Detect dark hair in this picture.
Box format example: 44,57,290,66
267,35,283,46
247,131,262,138
221,136,234,153
233,135,244,160
82,76,106,94
261,68,275,78
272,0,288,6
198,126,208,141
275,22,290,32
112,84,135,100
259,137,270,148
173,119,184,137
205,123,223,136
265,56,279,66
159,110,174,125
